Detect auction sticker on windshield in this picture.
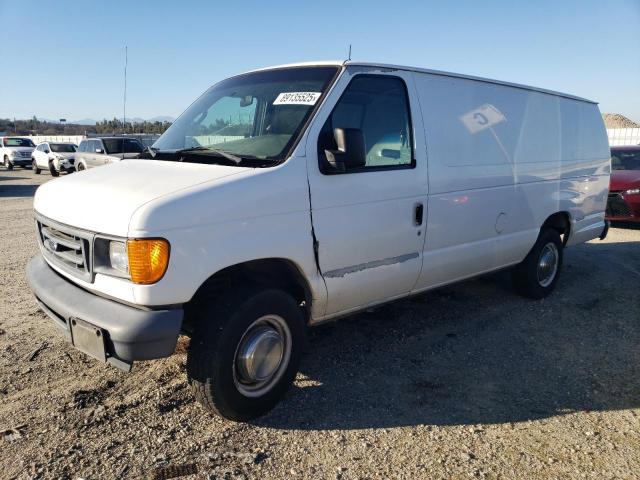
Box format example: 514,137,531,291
273,92,321,105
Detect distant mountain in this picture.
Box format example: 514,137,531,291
148,115,175,123
28,116,174,125
73,118,98,125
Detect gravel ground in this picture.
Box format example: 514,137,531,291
0,169,639,480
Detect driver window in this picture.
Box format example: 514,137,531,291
320,75,413,171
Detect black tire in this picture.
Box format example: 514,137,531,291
48,160,59,177
77,163,85,171
4,156,13,170
32,159,41,174
512,228,563,299
187,288,306,421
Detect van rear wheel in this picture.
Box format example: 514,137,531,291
186,287,306,421
512,228,563,299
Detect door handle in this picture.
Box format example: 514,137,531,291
414,203,424,226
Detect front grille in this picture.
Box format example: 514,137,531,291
606,192,632,218
36,216,93,282
19,151,31,158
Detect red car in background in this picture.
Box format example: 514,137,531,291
606,146,640,222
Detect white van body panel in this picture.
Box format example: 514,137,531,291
410,71,610,292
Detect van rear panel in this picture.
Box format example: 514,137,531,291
412,71,609,290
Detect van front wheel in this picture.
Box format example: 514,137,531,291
512,228,563,299
186,288,306,421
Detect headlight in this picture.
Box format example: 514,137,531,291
109,241,129,274
10,150,21,157
94,237,169,284
624,188,640,195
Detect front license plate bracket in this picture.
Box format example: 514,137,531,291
69,317,107,362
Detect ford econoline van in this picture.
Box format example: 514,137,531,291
27,61,610,420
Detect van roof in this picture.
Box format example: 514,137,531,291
246,60,596,104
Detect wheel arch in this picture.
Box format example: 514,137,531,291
541,211,571,245
183,257,313,332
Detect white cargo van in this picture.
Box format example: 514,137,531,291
27,61,610,420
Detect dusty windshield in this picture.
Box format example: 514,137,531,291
153,66,339,162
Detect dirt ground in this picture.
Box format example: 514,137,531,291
0,169,639,480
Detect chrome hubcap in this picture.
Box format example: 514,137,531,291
234,315,291,397
537,243,559,287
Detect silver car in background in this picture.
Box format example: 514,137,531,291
75,137,144,171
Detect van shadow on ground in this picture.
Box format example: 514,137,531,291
258,240,640,431
0,175,39,198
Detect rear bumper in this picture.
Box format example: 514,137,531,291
26,255,183,365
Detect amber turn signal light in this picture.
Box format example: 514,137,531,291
127,239,170,284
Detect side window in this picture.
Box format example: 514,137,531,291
319,75,413,173
79,141,87,152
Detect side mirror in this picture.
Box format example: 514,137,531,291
95,148,104,154
44,149,50,154
324,128,366,172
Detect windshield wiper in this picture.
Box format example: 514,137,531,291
175,146,242,165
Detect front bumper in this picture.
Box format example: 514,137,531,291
26,255,183,367
10,157,32,166
606,193,640,222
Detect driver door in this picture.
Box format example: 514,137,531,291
306,68,428,316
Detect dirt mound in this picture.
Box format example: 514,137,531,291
602,113,640,128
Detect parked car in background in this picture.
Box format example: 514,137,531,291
32,142,77,176
27,61,610,421
75,137,144,171
606,145,640,222
1,137,36,169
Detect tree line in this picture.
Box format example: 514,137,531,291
0,117,172,136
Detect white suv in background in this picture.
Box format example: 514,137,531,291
32,142,77,176
1,137,36,169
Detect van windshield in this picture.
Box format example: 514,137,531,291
152,66,339,163
50,144,77,153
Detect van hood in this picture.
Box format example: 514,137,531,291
34,160,253,236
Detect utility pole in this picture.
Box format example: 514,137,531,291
123,46,128,135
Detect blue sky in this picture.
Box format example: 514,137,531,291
1,0,639,122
